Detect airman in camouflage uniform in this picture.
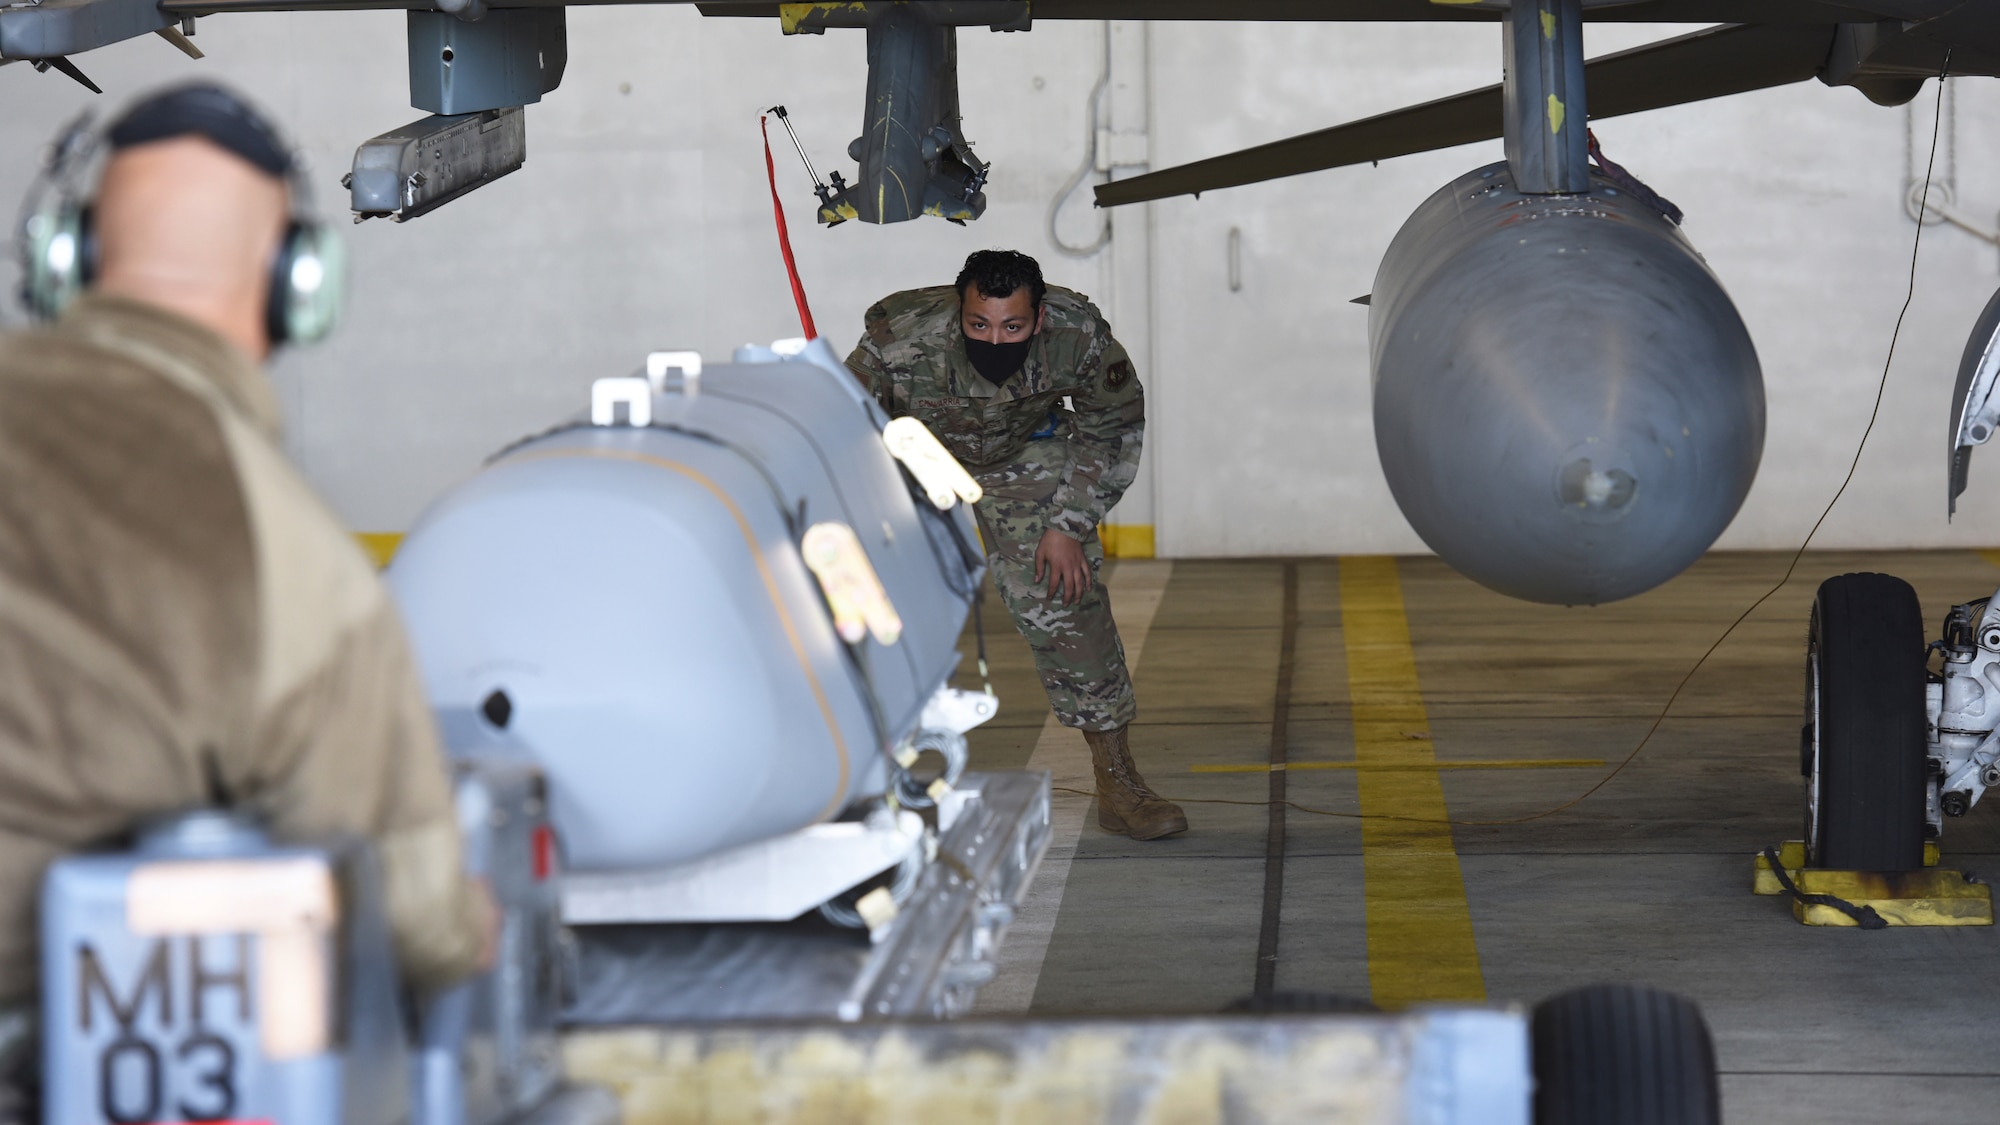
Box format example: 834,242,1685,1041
847,250,1186,840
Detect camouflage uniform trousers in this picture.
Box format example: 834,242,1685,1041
972,438,1137,733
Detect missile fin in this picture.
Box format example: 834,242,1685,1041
155,26,205,60
33,55,102,95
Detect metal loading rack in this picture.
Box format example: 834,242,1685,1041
564,770,1052,1024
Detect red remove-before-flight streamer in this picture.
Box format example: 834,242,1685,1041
760,114,818,340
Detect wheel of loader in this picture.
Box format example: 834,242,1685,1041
1531,983,1719,1125
1803,572,1928,872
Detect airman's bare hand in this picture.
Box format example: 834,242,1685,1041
1033,529,1092,606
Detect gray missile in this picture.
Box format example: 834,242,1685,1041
388,343,989,873
1369,160,1765,606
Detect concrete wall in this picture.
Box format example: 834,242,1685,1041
3,12,1998,558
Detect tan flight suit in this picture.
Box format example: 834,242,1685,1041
0,294,489,1006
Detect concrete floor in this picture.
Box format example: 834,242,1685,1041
955,550,2000,1125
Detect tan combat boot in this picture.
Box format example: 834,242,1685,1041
1083,724,1188,840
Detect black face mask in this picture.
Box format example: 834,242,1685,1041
964,334,1033,383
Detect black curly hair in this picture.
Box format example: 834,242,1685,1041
955,249,1046,310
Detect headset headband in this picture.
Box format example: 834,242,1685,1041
106,83,295,181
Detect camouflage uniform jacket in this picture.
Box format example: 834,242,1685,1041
846,284,1144,541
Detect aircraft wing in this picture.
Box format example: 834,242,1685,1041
1093,22,1837,208
692,1,1953,23
141,0,1958,17
3,0,1961,56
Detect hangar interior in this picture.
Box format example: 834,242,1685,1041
9,4,2000,1124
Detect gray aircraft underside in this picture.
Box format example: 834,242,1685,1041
8,0,1998,603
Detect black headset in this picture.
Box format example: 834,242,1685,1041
16,83,343,347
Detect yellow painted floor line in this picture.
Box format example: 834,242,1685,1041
1340,555,1487,1008
1191,759,1604,774
1981,549,2000,570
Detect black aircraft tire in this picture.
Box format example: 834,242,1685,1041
1532,984,1720,1125
1806,572,1928,872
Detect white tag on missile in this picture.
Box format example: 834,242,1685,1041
881,416,983,510
802,521,903,646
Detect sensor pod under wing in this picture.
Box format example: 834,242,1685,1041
1370,161,1765,605
387,347,985,872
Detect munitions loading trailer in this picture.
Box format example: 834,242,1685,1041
40,760,617,1125
34,339,1720,1125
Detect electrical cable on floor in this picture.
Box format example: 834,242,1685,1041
1059,53,1956,830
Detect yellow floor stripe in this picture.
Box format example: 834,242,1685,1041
1340,555,1486,1008
1191,759,1604,774
1980,550,2000,570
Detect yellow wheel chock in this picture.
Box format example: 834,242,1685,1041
1753,840,1991,927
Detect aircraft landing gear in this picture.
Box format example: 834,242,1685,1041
1801,573,1929,872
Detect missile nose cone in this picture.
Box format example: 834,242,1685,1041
1369,163,1765,606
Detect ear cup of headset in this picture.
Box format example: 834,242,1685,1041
265,218,343,348
19,202,94,321
22,194,343,348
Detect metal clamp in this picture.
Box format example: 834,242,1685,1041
590,377,652,427
645,350,703,398
920,687,999,736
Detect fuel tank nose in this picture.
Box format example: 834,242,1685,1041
1369,162,1764,605
1556,443,1639,520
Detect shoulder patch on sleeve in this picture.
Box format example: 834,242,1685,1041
1106,359,1135,390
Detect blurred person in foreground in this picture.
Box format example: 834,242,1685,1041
0,83,492,1077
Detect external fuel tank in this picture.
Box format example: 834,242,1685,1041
387,343,985,871
1370,161,1765,605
